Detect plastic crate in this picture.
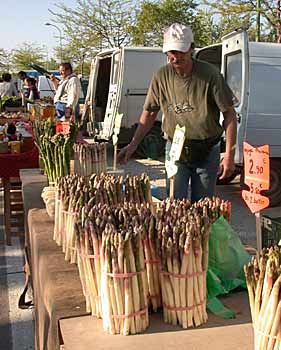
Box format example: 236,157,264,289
261,215,281,248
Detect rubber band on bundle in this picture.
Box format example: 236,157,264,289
111,307,147,319
163,298,205,312
160,270,205,278
107,270,145,278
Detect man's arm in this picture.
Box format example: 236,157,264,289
118,110,158,164
49,74,59,90
220,106,237,179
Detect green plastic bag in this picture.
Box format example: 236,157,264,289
207,215,251,318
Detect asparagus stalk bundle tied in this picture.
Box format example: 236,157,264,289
154,198,211,328
245,246,281,350
54,173,152,263
101,225,149,335
34,119,78,184
73,202,152,321
73,142,108,176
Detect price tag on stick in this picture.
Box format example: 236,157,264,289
112,113,123,171
241,142,270,251
165,125,186,198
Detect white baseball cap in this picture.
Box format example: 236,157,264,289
162,23,194,53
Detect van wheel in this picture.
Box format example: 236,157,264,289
240,158,281,207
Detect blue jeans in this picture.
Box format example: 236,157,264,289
55,101,80,121
165,140,220,202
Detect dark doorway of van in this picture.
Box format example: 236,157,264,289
95,57,111,122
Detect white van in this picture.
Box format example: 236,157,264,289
37,76,57,98
82,46,167,141
196,29,281,206
83,32,281,205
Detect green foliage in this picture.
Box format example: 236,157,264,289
11,43,45,71
49,0,137,51
202,0,281,43
130,0,199,46
0,49,13,74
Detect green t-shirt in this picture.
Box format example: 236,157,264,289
143,59,234,140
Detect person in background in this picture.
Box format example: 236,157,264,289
118,23,237,202
6,123,17,141
25,77,40,100
49,62,81,121
17,70,30,103
0,73,18,98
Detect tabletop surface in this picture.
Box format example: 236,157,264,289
60,291,253,350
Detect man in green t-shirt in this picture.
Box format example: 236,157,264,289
118,23,237,202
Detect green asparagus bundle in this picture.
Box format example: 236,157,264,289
73,142,108,176
155,198,211,328
34,119,78,184
245,246,281,350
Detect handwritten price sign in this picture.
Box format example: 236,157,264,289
242,142,270,213
56,122,71,135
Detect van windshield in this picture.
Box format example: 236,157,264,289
225,51,242,106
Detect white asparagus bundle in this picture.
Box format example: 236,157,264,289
73,142,107,177
155,199,211,328
244,246,281,350
101,226,149,335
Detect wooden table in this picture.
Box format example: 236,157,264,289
59,291,253,350
27,208,88,350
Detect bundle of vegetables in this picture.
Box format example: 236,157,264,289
53,173,152,262
154,198,211,328
194,196,232,222
34,119,78,184
54,175,88,261
73,142,107,176
88,173,151,207
73,202,152,325
101,221,149,334
244,246,281,350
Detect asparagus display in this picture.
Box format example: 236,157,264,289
245,246,281,350
73,142,107,176
153,198,211,328
34,119,78,184
53,171,232,334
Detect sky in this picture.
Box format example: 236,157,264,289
0,0,77,56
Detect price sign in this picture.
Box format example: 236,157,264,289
169,125,186,163
56,121,71,135
244,142,269,189
242,142,270,213
112,113,123,146
165,160,178,179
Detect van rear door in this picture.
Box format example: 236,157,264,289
101,49,123,139
82,57,100,132
221,29,249,165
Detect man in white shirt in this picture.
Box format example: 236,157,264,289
50,62,81,120
0,73,18,97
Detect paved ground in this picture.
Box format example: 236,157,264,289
0,158,261,349
0,189,34,350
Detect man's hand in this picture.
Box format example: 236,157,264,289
219,155,235,180
49,74,56,82
117,143,137,165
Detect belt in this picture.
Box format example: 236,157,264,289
168,135,221,147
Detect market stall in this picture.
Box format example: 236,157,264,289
18,118,259,350
0,115,39,244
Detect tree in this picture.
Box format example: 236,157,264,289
49,0,137,56
202,0,281,43
0,49,12,73
130,0,200,46
11,43,45,71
